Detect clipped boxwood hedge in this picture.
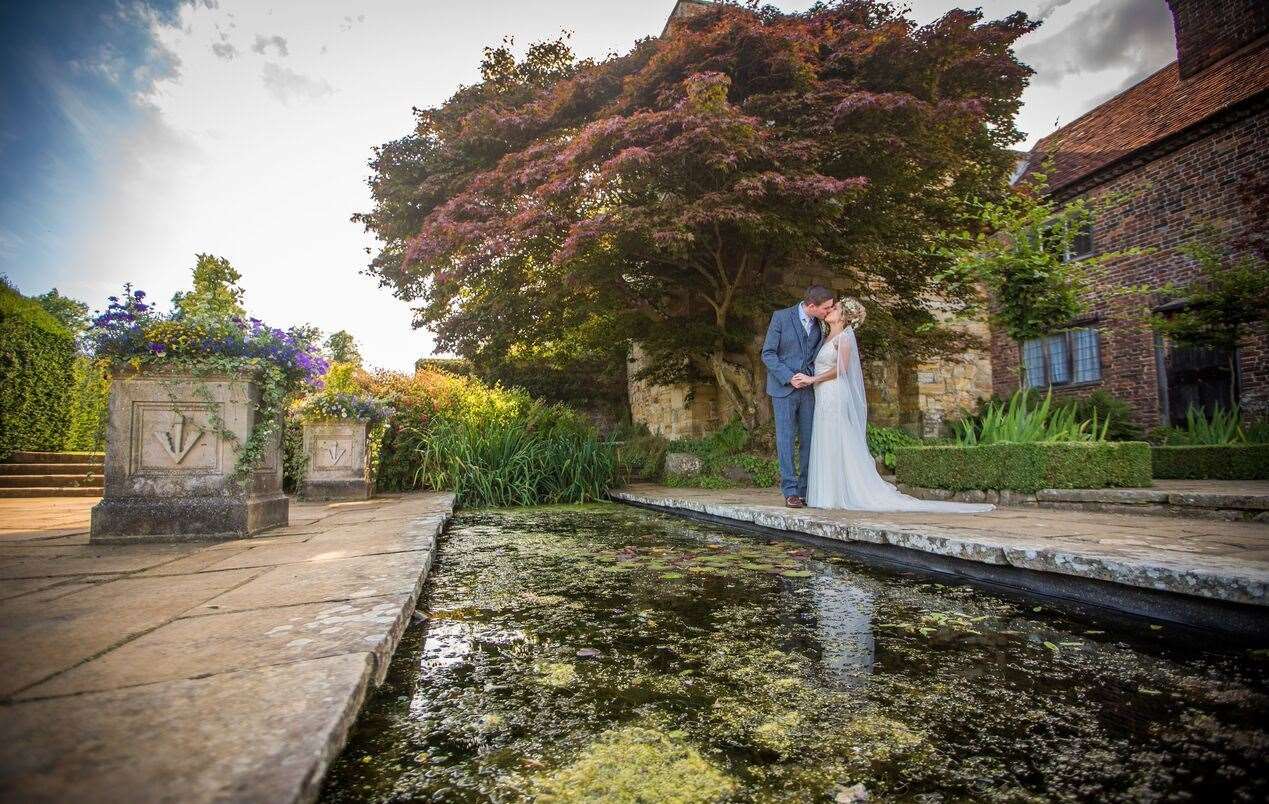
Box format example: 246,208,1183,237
894,441,1153,493
0,282,75,459
1151,444,1269,481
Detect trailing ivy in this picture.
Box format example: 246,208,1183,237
0,278,75,458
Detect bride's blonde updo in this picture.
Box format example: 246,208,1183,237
839,297,866,328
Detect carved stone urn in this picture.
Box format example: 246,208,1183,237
90,370,288,543
300,419,373,501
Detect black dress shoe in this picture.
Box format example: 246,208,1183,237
785,495,805,508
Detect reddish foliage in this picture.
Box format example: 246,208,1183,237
356,1,1036,394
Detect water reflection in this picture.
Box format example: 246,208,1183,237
322,506,1269,804
808,573,876,680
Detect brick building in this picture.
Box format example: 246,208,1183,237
991,0,1269,427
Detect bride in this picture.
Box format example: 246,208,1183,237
805,298,994,513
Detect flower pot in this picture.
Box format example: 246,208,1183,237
300,419,373,501
90,369,288,543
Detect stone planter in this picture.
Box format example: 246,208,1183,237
300,419,373,501
90,370,288,544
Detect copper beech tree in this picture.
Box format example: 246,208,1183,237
356,1,1036,426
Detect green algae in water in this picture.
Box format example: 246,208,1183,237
532,726,735,803
321,506,1269,803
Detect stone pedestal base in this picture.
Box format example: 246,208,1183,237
91,493,288,544
299,478,373,502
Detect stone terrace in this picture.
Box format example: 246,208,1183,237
613,485,1269,610
0,492,453,804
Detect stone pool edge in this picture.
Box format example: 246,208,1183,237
611,489,1269,641
299,497,454,804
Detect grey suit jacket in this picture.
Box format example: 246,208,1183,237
761,304,822,398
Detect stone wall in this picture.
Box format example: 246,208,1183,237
990,105,1269,426
628,262,993,439
627,344,726,439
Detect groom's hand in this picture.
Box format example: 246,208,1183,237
791,373,811,388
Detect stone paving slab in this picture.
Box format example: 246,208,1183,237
193,548,434,614
612,485,1269,606
22,594,415,699
0,653,375,804
1,568,263,697
0,491,454,803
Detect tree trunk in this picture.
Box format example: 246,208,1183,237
710,351,761,431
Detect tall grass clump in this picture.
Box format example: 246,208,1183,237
1151,404,1260,446
611,420,668,483
414,399,613,507
355,366,613,506
955,389,1109,445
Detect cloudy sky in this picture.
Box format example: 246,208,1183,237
0,0,1176,370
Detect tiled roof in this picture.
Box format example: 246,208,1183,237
1025,35,1269,193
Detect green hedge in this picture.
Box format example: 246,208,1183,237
0,282,76,459
1151,445,1269,480
894,442,1153,493
63,356,110,451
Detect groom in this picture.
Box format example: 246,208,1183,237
761,285,835,508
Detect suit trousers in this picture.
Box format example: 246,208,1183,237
771,387,815,497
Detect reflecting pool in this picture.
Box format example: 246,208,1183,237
322,505,1268,802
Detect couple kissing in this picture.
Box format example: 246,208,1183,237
761,286,993,515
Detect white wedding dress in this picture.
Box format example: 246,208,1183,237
806,328,994,513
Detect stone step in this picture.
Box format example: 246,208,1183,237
0,487,102,498
7,451,104,465
0,463,103,476
0,474,103,488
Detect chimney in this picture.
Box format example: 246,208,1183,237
662,0,714,37
1166,0,1269,79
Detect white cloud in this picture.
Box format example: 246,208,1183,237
1019,0,1175,88
211,41,237,59
251,33,289,57
260,62,332,103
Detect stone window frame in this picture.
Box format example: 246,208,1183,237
1020,323,1103,390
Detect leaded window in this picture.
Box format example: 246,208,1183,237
1021,327,1102,388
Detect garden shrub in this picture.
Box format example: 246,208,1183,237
0,279,75,458
866,424,919,470
1058,390,1143,442
894,442,1152,492
661,418,780,488
950,389,1142,443
954,389,1108,445
282,418,306,493
63,356,110,451
1148,405,1259,446
1151,445,1269,481
659,420,913,487
359,367,613,506
612,421,668,483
